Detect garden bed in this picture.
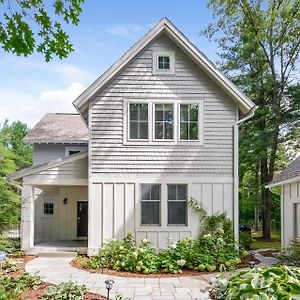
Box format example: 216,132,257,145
71,255,260,278
2,255,106,300
258,249,279,258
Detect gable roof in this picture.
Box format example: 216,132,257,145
268,156,300,187
7,151,88,181
24,113,88,144
73,17,255,121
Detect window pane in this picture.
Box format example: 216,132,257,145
165,122,173,139
189,105,198,122
168,202,186,225
180,105,188,122
155,105,164,121
190,122,198,140
129,104,138,120
151,184,160,200
180,122,188,140
177,185,187,200
139,122,148,139
155,122,163,139
164,104,173,121
142,202,160,225
168,185,176,200
130,121,138,139
155,104,173,140
140,104,148,120
141,184,151,200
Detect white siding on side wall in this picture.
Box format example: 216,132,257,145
87,176,233,254
90,34,236,177
33,144,87,166
282,180,300,247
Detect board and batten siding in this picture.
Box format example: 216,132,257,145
89,34,237,177
88,178,233,252
282,180,300,247
33,144,87,166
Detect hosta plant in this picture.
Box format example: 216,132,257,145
214,265,300,300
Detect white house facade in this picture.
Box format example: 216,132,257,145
268,156,300,247
9,18,256,255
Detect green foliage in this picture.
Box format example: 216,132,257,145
203,0,300,239
0,120,32,230
83,223,240,274
0,0,84,61
239,232,253,250
41,281,86,300
279,239,300,266
214,266,300,300
0,237,20,254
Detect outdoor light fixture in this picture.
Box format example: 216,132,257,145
63,198,68,205
105,279,114,299
249,251,256,269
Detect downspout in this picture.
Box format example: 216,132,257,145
233,105,258,243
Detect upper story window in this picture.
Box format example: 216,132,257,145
129,103,148,140
154,104,174,140
180,104,199,140
153,51,175,75
124,100,203,145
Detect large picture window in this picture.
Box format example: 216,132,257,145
154,104,174,140
129,103,148,140
141,184,161,225
180,104,199,140
167,184,187,225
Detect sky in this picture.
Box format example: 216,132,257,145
0,0,218,127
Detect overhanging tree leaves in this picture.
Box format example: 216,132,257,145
0,0,84,61
203,0,300,238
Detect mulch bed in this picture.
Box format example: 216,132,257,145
258,249,279,258
71,255,261,278
4,256,106,300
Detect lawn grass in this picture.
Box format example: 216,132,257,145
251,231,281,250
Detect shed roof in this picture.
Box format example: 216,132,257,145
24,113,88,144
268,156,300,187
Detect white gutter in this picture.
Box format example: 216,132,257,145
233,105,258,243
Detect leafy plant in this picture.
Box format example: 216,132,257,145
214,266,300,299
41,281,86,300
0,237,20,254
239,231,253,250
278,238,300,266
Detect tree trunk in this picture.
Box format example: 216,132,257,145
254,163,260,231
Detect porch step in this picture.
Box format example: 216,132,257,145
38,251,77,258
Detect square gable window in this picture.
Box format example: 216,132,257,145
153,52,175,74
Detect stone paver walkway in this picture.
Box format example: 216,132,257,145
25,256,212,300
25,250,278,300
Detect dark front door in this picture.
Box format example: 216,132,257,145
77,201,88,237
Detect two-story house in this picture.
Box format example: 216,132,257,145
9,18,256,255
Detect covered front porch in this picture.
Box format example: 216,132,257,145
9,152,89,255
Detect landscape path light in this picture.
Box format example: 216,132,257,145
105,279,114,299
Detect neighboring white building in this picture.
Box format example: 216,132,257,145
268,156,300,247
9,18,256,256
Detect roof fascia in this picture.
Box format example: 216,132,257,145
267,175,300,188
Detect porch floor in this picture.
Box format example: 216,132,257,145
28,240,88,255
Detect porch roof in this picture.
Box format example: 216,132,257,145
7,151,88,181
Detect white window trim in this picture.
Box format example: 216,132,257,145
152,51,175,75
65,147,87,157
123,99,204,146
177,101,204,146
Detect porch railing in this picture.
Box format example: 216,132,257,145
0,223,21,239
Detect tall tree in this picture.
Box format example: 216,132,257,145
0,0,84,61
203,0,300,238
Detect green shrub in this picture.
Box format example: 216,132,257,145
41,281,86,300
0,237,20,254
239,231,253,250
214,266,300,299
279,238,300,266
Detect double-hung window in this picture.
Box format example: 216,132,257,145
167,184,187,225
180,104,199,140
44,203,54,215
141,184,161,225
129,103,148,140
154,104,174,140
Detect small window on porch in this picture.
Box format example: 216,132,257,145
44,203,54,215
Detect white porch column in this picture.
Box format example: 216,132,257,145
87,182,102,256
21,184,35,251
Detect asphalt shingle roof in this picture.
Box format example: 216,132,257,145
270,156,300,185
24,113,88,143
